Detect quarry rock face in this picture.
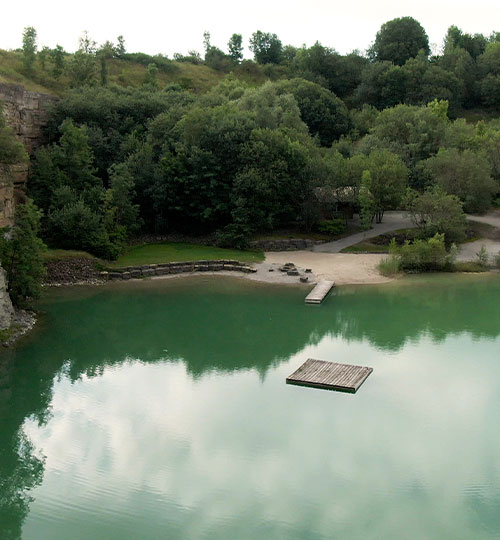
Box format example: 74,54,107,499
0,82,57,228
0,267,14,331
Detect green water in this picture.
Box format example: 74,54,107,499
1,274,500,540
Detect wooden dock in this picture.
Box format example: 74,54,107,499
286,359,373,393
305,280,335,304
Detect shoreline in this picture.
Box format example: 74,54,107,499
42,252,396,288
5,255,498,349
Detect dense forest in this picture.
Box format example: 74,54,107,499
1,17,500,282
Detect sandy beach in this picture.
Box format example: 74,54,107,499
260,251,392,285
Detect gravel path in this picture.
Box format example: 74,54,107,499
313,211,413,253
458,211,500,262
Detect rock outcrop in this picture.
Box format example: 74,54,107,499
0,82,57,228
0,267,14,331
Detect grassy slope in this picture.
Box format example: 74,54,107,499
0,49,288,97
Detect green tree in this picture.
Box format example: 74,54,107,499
349,149,408,222
68,32,97,86
115,35,126,57
38,46,50,71
0,199,46,306
276,78,349,146
22,26,37,74
423,148,497,213
444,26,487,59
228,33,243,63
404,186,467,244
369,17,430,66
249,31,283,64
231,128,312,231
360,101,449,180
50,45,65,78
359,170,375,229
108,162,141,234
292,43,368,99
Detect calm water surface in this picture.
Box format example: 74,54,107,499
1,274,500,539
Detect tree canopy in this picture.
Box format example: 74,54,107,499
369,17,430,66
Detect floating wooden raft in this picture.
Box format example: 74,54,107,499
286,359,373,393
305,280,335,304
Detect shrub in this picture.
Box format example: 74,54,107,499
215,223,251,250
476,245,489,267
377,255,401,276
390,233,448,272
495,251,500,268
447,243,458,266
317,218,346,236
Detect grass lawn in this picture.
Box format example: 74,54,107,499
108,242,264,268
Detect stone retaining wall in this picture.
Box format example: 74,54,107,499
249,238,324,251
100,260,257,281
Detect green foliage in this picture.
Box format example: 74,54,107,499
369,17,430,66
116,36,126,58
0,105,28,165
292,42,368,99
249,31,283,64
495,251,500,268
316,218,346,235
359,170,375,229
422,148,496,213
108,163,141,235
350,105,379,137
360,101,448,175
276,78,349,145
476,245,489,266
377,255,401,276
444,26,487,59
404,186,467,244
232,127,313,232
447,243,458,266
22,27,37,74
0,200,46,306
30,119,128,259
228,34,243,63
348,149,408,222
215,223,252,250
46,198,122,259
389,233,448,272
144,63,158,88
50,45,65,78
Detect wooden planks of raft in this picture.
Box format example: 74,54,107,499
286,359,373,393
305,280,335,304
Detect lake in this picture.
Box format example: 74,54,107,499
1,274,500,539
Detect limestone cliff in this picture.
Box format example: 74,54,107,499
0,82,57,227
0,267,14,330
